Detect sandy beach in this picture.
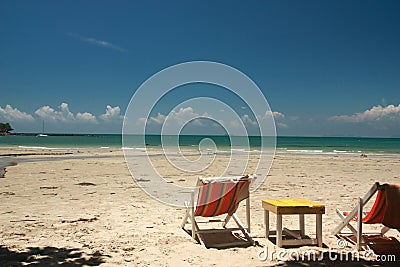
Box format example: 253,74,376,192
1,148,399,266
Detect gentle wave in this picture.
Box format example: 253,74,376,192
122,147,147,151
286,149,324,153
280,148,362,156
17,145,73,150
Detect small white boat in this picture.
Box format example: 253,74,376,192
36,121,48,137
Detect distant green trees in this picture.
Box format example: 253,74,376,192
0,122,13,133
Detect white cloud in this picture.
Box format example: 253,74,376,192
277,122,288,128
329,104,400,123
35,103,73,122
169,107,201,124
35,103,97,123
100,105,123,121
68,33,128,52
135,106,287,135
150,113,167,124
138,107,223,134
76,112,97,123
59,103,74,121
263,110,288,129
272,111,285,119
225,110,288,131
0,105,35,122
264,110,285,119
34,106,56,121
241,114,258,126
241,111,288,129
141,107,204,126
138,113,166,125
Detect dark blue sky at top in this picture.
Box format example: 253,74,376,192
1,0,400,136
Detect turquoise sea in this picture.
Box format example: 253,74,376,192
0,135,400,156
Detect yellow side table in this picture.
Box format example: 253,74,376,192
262,199,325,247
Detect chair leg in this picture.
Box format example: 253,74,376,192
181,201,190,228
181,208,190,228
232,213,254,244
223,215,232,228
381,226,390,235
191,191,196,240
356,198,363,251
192,220,204,245
182,194,203,245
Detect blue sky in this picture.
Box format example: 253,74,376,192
1,0,400,137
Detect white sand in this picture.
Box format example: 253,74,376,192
0,148,399,266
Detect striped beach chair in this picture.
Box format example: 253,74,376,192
333,182,400,251
181,175,255,247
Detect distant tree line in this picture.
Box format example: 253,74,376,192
0,122,13,134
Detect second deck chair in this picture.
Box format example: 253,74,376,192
181,175,255,247
333,182,400,250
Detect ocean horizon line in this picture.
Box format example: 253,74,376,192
2,133,400,139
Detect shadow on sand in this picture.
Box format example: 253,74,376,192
182,228,255,249
0,245,110,266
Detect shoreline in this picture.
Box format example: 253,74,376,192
0,160,16,178
1,145,399,159
1,132,103,136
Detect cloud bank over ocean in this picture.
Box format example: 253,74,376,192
0,103,122,133
1,103,399,137
329,104,400,123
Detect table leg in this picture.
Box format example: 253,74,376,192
316,214,323,247
299,214,305,238
277,214,283,247
264,210,269,238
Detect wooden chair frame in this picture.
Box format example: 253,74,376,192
181,175,255,247
333,182,391,250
